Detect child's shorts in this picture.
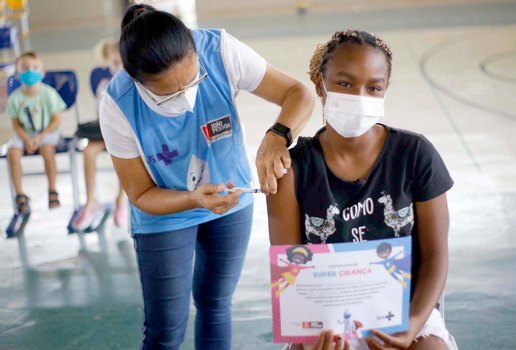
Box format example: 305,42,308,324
8,130,61,150
414,308,458,349
286,308,458,350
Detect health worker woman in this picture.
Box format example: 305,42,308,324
99,4,315,350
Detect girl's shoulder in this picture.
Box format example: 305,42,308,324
289,129,325,170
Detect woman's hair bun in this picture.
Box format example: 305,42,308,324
121,4,155,31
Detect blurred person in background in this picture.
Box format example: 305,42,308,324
72,38,127,231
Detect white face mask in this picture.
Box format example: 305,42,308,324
157,84,198,115
140,80,199,117
322,80,384,138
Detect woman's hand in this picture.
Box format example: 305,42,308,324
252,64,315,195
256,131,291,195
23,139,35,154
112,155,241,216
365,330,415,350
192,181,241,215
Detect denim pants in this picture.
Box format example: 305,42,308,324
133,204,253,350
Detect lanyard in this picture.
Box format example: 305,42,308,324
23,101,45,133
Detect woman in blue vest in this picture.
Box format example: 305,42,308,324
99,4,315,350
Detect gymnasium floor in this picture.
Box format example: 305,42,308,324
0,1,515,349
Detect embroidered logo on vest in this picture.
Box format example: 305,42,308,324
201,114,232,145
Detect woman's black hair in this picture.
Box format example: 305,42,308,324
120,4,196,83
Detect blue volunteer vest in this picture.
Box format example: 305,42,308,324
106,29,254,234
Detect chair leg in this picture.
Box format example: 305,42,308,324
67,138,82,234
70,138,81,211
20,13,29,37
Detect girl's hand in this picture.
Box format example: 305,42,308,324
303,330,349,350
23,140,34,154
365,330,415,350
27,137,40,153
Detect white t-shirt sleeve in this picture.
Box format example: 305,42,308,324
220,30,267,95
99,92,141,159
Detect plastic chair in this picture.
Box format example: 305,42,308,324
7,70,80,111
89,66,112,96
0,24,19,113
0,23,19,80
0,23,19,56
1,70,82,238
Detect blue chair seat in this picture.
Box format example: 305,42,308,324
0,137,82,158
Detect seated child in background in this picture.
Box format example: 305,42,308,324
72,38,127,231
267,30,458,350
6,51,67,213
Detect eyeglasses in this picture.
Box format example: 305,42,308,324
138,60,208,106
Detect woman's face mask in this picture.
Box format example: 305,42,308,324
322,79,384,138
138,60,208,117
141,82,199,116
18,69,44,87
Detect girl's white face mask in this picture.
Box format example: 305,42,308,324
322,79,385,138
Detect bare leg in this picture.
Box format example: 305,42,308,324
7,147,24,195
39,145,57,192
73,140,106,230
83,140,105,208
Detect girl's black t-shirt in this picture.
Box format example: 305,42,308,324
290,125,454,296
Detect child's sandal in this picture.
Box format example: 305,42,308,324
15,194,31,214
48,191,61,209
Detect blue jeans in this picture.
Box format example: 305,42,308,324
133,205,253,350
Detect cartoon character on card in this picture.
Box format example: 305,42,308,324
338,309,363,340
371,242,411,288
186,155,211,191
271,245,315,298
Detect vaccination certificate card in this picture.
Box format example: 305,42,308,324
269,236,412,344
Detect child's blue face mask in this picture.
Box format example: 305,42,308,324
18,69,44,87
